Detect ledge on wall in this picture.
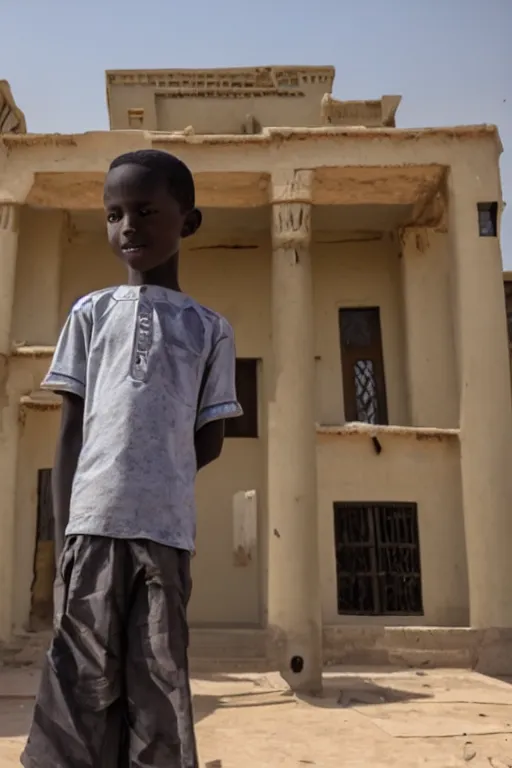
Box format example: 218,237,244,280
11,345,55,358
19,391,61,411
316,423,460,440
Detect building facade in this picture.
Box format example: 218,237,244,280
1,67,511,686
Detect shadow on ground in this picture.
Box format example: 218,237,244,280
191,671,434,711
193,689,294,725
0,671,434,739
0,690,294,739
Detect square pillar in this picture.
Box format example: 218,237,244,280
449,173,512,628
0,203,21,641
267,170,322,693
0,204,20,354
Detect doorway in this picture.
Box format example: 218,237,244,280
30,468,55,630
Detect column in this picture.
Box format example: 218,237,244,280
449,173,512,628
0,204,19,354
267,170,322,693
0,203,20,641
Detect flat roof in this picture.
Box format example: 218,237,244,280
0,123,501,151
106,65,335,78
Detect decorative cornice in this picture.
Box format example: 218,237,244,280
106,66,335,95
0,80,26,134
271,170,313,248
271,169,313,205
0,124,501,151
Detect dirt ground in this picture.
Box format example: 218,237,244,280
1,665,512,767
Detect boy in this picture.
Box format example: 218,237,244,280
21,150,242,768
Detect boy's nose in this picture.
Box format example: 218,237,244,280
122,216,137,235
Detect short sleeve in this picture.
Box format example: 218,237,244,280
40,299,91,399
196,318,243,431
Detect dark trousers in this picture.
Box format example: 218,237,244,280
21,535,198,768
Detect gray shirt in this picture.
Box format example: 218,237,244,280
41,285,242,552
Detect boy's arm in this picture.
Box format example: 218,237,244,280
195,419,225,470
41,298,91,563
52,393,84,563
195,319,242,471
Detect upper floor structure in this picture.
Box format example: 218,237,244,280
106,65,401,133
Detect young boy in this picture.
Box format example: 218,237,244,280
21,150,242,768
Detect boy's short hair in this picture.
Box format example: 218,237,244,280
108,149,196,212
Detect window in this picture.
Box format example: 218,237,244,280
128,108,145,128
339,307,388,424
477,202,498,237
333,502,423,616
225,358,259,438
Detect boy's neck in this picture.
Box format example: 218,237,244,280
127,253,181,292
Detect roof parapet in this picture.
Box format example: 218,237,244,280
321,94,402,128
0,80,27,133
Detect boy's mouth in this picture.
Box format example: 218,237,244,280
122,244,147,254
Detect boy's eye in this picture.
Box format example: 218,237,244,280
107,212,120,223
140,208,156,217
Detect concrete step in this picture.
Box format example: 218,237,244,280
7,625,509,675
189,628,267,660
190,657,270,674
1,628,268,669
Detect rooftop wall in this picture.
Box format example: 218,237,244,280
105,66,401,133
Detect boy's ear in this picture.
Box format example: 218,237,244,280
181,208,202,239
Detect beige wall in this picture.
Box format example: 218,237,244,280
181,241,271,625
59,227,124,323
313,234,407,426
154,94,324,135
317,432,468,626
12,207,65,346
108,81,329,133
401,230,459,429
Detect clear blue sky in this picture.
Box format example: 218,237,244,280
2,0,511,262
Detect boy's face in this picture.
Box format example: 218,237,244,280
104,163,200,272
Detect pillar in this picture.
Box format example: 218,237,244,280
0,203,21,641
0,204,19,354
449,172,512,628
267,170,322,693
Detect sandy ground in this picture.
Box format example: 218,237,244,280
1,665,512,767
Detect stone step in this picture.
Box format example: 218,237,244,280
189,657,270,674
1,628,268,669
5,626,510,675
189,628,267,660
